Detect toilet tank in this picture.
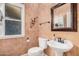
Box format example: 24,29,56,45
38,37,48,49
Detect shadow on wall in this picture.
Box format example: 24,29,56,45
64,45,79,56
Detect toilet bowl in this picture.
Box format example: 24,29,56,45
28,37,48,56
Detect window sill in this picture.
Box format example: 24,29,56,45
0,34,25,39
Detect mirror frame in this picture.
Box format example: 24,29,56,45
51,3,77,31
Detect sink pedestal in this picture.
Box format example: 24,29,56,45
54,50,63,56
47,40,73,56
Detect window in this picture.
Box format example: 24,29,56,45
0,3,25,39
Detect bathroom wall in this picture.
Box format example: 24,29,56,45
0,4,39,56
38,3,79,56
0,3,79,56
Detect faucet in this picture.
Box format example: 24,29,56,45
52,34,65,43
58,37,64,43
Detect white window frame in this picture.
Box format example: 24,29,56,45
0,3,25,39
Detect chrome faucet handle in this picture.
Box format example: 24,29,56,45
57,37,64,43
60,38,65,43
58,37,61,42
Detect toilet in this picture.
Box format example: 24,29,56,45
28,37,48,56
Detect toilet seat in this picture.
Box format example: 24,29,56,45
28,47,43,56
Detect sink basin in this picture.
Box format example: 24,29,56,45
47,39,73,56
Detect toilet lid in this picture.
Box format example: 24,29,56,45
28,47,42,54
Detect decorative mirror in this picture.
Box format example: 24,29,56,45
51,3,77,31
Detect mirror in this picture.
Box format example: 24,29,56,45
51,3,77,31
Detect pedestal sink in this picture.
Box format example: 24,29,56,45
47,39,73,56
